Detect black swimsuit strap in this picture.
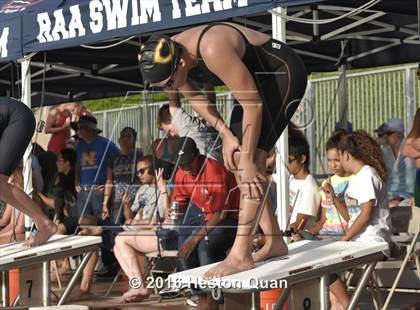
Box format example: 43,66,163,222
196,23,250,59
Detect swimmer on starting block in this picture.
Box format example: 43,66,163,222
138,22,307,278
0,97,57,246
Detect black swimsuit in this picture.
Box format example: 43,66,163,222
0,97,36,176
188,23,307,152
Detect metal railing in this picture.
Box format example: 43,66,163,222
93,64,420,174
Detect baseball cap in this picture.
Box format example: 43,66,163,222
138,35,181,85
70,115,102,133
172,137,199,165
335,121,353,133
375,118,404,134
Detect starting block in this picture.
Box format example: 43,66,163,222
0,235,101,308
169,240,388,310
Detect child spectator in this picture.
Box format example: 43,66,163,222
307,131,354,237
337,130,391,246
288,134,320,235
329,130,392,309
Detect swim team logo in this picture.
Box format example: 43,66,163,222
0,0,45,14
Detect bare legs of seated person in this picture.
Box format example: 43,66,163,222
0,205,25,244
0,174,57,247
330,278,351,310
113,231,159,303
203,150,287,279
71,215,99,294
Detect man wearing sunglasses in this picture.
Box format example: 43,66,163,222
374,118,416,207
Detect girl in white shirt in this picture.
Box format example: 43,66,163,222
337,130,391,246
330,130,392,309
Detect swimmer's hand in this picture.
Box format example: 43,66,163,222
222,133,241,170
238,161,266,200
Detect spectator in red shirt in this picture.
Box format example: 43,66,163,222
170,136,239,306
44,103,71,155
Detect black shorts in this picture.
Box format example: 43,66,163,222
230,40,307,152
0,97,36,176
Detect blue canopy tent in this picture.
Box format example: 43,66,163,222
0,0,320,105
1,0,419,106
0,5,419,303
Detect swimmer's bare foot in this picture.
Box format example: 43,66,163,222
122,288,150,303
203,252,254,280
252,236,288,263
28,222,57,247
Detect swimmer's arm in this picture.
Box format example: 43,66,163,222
201,39,263,162
340,200,373,241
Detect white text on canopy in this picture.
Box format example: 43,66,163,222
36,0,248,43
0,27,9,58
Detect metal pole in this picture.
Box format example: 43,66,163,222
307,81,317,174
404,68,416,132
20,57,34,239
251,291,260,310
272,6,290,234
103,111,109,139
2,271,9,307
274,285,291,310
320,275,329,310
42,261,50,306
338,62,348,129
347,262,377,310
57,251,94,305
142,90,151,150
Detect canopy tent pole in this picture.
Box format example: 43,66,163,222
338,64,347,127
20,56,33,239
272,6,289,233
338,41,348,129
142,89,151,150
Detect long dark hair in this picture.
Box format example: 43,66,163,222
337,130,387,183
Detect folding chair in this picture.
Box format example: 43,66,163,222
145,250,179,295
381,206,420,309
104,250,179,297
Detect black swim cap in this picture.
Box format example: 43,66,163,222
138,35,181,85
